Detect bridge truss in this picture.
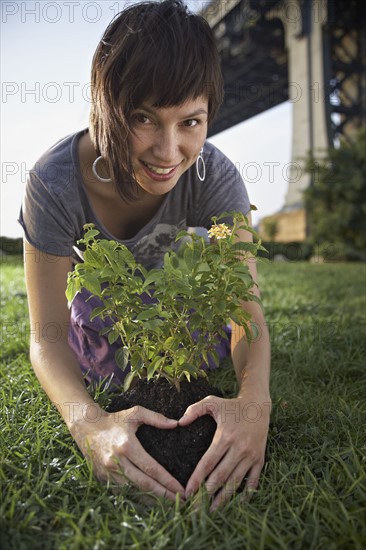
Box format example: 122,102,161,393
206,0,365,144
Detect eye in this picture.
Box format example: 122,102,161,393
131,113,151,124
183,119,199,127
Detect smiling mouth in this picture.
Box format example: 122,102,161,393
142,161,178,175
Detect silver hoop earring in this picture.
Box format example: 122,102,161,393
196,147,206,182
92,155,112,183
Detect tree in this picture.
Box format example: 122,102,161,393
304,129,366,260
263,218,278,242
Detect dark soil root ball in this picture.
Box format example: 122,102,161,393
106,378,223,487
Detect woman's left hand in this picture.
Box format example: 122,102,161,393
178,394,271,510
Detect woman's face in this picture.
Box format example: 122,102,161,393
128,96,208,196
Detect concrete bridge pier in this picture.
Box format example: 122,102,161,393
271,0,330,211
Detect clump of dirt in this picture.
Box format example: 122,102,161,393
106,377,222,487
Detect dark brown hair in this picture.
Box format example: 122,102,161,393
89,0,223,200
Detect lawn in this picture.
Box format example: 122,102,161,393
1,257,365,549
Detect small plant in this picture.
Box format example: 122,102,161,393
66,211,266,391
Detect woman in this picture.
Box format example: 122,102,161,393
20,0,271,510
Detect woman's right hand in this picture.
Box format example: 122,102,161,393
70,404,185,500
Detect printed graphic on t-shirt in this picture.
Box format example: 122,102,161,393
131,220,187,269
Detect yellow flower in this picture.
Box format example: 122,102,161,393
208,223,232,240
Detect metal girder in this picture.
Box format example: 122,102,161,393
323,0,366,142
206,0,288,137
207,0,365,141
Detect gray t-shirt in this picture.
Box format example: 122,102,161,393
19,129,250,269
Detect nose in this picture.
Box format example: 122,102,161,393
151,128,179,163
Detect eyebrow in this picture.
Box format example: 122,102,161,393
138,105,208,118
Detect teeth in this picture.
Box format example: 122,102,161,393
145,163,173,175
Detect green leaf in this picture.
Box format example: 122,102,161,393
248,293,263,308
147,363,155,381
84,228,100,241
170,254,180,269
100,266,116,279
136,309,158,321
142,269,162,288
175,229,191,241
107,329,119,345
90,306,107,321
209,349,220,368
65,277,80,303
188,312,203,329
196,261,211,273
143,319,164,330
84,247,103,267
163,336,180,352
201,349,209,366
80,273,101,296
216,299,226,313
99,326,111,336
163,252,171,269
123,371,136,392
113,246,136,267
115,346,129,370
169,281,192,295
175,348,189,364
180,363,201,376
131,353,144,371
183,246,202,268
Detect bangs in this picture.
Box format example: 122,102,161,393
109,1,222,121
129,12,218,111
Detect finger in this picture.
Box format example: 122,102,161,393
178,396,221,426
105,469,129,487
204,447,239,496
114,406,184,494
96,455,181,501
209,460,249,511
110,456,180,501
211,462,263,510
122,438,185,494
241,464,262,503
122,405,178,429
185,441,227,497
92,458,130,486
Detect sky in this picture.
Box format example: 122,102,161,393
1,0,292,238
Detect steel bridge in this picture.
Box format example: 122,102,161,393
204,0,365,211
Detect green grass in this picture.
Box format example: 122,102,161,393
1,257,365,549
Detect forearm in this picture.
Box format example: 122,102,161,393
30,340,99,430
231,302,271,400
